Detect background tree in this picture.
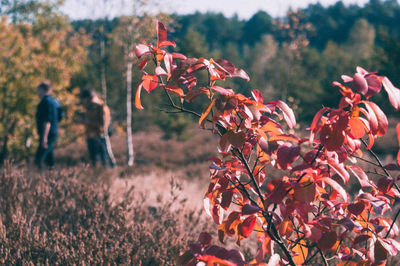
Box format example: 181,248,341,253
0,3,89,163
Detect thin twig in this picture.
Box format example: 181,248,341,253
385,208,400,238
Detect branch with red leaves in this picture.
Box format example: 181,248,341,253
135,21,400,265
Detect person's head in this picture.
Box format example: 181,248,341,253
81,89,97,106
37,81,52,98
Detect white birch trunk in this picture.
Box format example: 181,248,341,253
126,58,134,166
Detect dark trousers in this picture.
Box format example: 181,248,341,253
87,137,108,167
34,134,57,169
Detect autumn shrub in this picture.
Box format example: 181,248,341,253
134,22,400,265
0,162,207,264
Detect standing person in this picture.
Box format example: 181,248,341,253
35,81,60,169
81,89,112,167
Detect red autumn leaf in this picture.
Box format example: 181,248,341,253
320,177,348,202
382,77,400,110
363,101,388,136
198,232,212,246
185,87,210,102
209,86,234,96
251,89,264,104
320,124,345,151
327,159,350,184
377,176,394,193
294,182,316,203
242,204,261,215
138,58,149,70
310,107,330,142
353,234,370,245
397,123,400,166
317,231,337,252
171,52,187,59
353,72,369,95
135,44,151,58
347,201,365,216
158,40,176,48
221,190,233,210
348,117,367,139
266,180,290,204
227,131,247,149
142,75,158,92
349,166,372,188
374,239,388,264
156,21,167,47
276,100,296,129
276,144,300,170
218,223,225,244
365,74,382,98
212,204,223,225
213,58,250,81
239,215,256,238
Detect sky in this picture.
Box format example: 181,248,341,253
61,0,372,21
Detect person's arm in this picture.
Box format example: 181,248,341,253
41,122,51,148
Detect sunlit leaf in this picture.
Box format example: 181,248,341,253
348,117,366,139
142,74,158,92
382,77,400,110
349,166,372,188
320,177,348,202
199,98,216,128
135,44,151,58
239,215,256,238
157,21,167,47
276,100,296,129
292,240,308,265
135,83,144,109
353,73,368,95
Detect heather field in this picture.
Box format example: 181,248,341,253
1,124,400,264
0,128,262,264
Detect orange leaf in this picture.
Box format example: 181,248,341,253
142,75,158,92
292,240,308,265
135,83,144,109
165,85,185,99
199,98,216,128
348,117,367,139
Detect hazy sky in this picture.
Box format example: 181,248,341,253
61,0,373,20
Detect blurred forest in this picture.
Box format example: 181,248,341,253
1,0,400,162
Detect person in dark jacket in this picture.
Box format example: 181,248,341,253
34,81,59,169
